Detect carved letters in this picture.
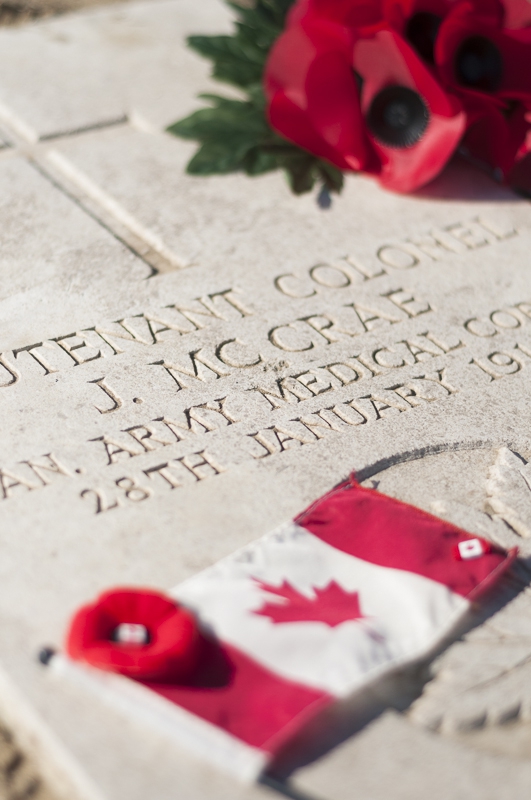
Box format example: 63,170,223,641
464,302,531,338
274,217,517,297
81,450,226,514
4,288,251,387
250,333,461,410
268,289,432,353
247,369,457,459
0,221,528,516
0,454,71,501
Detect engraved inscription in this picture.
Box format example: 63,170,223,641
3,288,252,388
0,454,72,501
81,450,226,513
274,218,517,297
1,238,531,517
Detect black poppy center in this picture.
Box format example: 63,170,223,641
367,86,429,148
455,36,503,91
406,12,442,63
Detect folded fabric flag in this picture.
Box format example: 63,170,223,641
60,478,517,781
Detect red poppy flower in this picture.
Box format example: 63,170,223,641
354,29,465,191
265,8,371,173
66,588,200,682
509,147,531,196
503,0,531,29
432,1,531,174
265,0,465,192
264,0,531,193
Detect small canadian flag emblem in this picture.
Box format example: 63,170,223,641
456,538,491,561
63,478,517,781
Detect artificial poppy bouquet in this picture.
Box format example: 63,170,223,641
168,0,531,202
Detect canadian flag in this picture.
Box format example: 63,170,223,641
56,479,516,780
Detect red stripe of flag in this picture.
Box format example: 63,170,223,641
141,638,330,753
297,478,516,599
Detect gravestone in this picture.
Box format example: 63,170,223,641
0,1,531,799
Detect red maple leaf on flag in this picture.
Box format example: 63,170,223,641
253,580,367,628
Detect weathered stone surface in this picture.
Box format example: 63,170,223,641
0,0,230,137
293,711,531,800
0,156,147,344
0,2,531,799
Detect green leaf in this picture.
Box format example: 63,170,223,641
167,95,269,144
318,161,345,193
187,35,264,88
167,0,346,199
242,146,279,175
187,141,250,174
282,154,319,195
186,1,294,89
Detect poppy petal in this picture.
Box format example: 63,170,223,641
306,0,385,28
355,30,466,191
436,8,531,101
508,151,531,194
502,0,531,29
459,94,521,176
264,20,370,171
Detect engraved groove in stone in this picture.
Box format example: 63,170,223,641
0,99,187,277
486,447,531,538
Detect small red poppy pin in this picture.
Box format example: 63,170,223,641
168,0,531,201
66,588,200,681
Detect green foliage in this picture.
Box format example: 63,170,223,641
187,0,293,90
167,0,344,198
